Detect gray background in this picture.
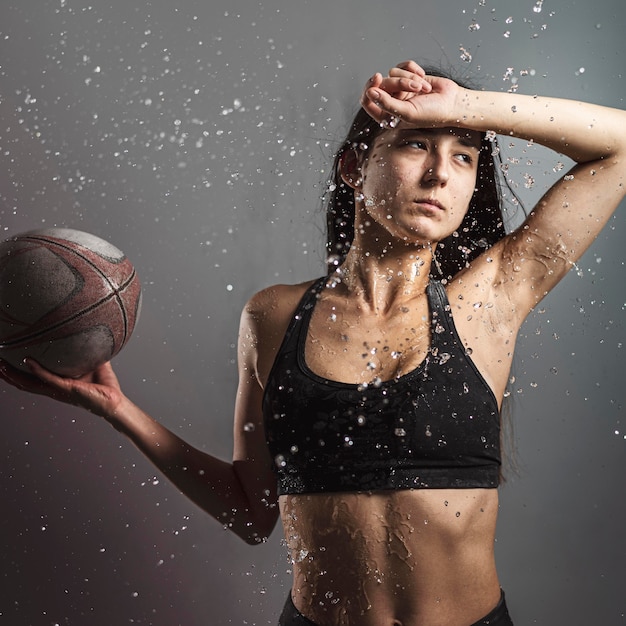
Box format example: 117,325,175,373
0,0,624,624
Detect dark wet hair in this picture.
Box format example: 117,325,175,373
325,67,508,281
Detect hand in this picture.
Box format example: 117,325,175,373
360,60,461,128
0,358,125,419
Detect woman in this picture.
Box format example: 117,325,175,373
1,60,625,625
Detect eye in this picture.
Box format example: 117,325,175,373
455,152,474,164
403,139,427,150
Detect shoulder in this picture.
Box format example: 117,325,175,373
243,279,318,329
239,279,319,387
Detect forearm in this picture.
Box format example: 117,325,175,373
107,396,274,543
454,88,626,164
366,66,626,166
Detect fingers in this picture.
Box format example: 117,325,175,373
0,358,58,395
389,60,429,86
25,358,63,381
361,63,432,114
395,60,426,76
361,85,407,127
379,75,432,96
363,86,398,112
361,75,429,110
360,61,439,127
87,362,121,389
1,356,124,419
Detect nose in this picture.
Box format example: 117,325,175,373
423,154,449,186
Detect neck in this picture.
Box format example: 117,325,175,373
333,243,435,313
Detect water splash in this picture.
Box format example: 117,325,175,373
459,46,473,63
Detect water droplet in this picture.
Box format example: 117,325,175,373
243,422,255,432
459,46,473,63
394,428,407,437
294,549,309,563
275,454,287,468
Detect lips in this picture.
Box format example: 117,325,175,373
413,198,445,211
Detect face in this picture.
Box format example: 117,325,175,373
351,126,482,247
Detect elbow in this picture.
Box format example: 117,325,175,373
239,518,278,546
231,509,280,546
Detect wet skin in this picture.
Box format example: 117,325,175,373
262,126,509,625
274,276,506,626
281,489,500,626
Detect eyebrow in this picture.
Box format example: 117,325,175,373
397,128,482,150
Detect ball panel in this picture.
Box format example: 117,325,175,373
13,325,116,378
20,231,133,291
0,228,142,377
0,288,134,376
25,228,125,262
0,243,83,328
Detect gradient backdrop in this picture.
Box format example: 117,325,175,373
0,0,624,624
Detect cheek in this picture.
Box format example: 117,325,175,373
451,176,478,214
363,161,404,198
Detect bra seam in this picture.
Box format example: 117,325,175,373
428,281,500,411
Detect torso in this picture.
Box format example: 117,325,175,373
255,264,517,625
281,489,500,626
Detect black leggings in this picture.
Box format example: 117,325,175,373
278,590,514,625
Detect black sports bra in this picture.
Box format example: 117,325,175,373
262,277,501,495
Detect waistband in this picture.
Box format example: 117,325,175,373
279,590,514,626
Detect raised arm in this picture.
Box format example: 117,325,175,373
0,295,281,545
362,61,626,323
